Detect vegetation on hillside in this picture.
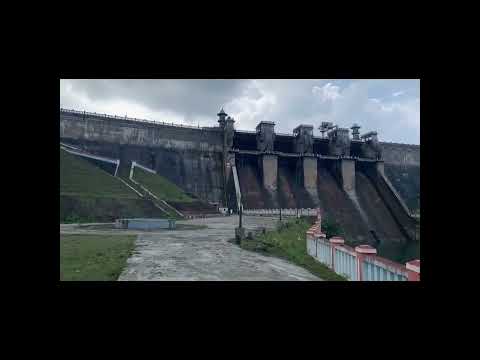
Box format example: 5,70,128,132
239,217,347,281
319,217,344,239
60,149,138,199
60,234,136,281
132,167,194,203
60,195,168,223
60,149,168,222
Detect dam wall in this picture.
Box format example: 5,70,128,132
60,109,225,203
60,109,223,151
60,108,420,214
379,142,420,166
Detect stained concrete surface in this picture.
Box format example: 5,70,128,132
60,222,162,236
113,215,321,281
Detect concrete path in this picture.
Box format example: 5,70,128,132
117,215,321,281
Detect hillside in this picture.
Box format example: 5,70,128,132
132,166,219,216
60,149,168,222
132,167,195,203
60,149,137,199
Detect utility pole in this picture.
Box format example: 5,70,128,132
239,203,243,228
235,202,245,243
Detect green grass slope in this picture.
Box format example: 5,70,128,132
60,149,168,222
132,167,194,203
60,195,169,223
60,149,138,199
239,217,346,281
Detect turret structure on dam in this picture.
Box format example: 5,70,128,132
360,131,382,160
293,125,314,154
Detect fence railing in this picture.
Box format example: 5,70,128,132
334,246,358,281
60,144,120,176
306,218,420,281
243,208,317,217
60,107,215,130
234,130,295,137
131,161,156,175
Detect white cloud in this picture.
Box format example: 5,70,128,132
312,83,342,102
224,80,277,131
60,79,420,144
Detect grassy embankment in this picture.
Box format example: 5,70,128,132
132,167,195,203
60,234,136,281
131,166,201,218
239,217,347,281
60,149,137,200
60,149,167,223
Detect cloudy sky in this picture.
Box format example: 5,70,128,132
60,79,420,144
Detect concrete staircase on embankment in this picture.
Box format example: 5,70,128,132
116,160,177,218
126,161,220,219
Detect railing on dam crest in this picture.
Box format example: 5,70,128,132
60,108,217,131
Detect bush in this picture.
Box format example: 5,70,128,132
321,218,344,238
239,217,346,281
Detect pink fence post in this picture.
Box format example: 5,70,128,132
314,219,327,259
329,236,344,271
354,245,377,281
316,207,322,228
315,208,326,238
306,225,316,258
406,259,420,281
318,233,327,258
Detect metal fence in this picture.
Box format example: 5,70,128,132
232,129,293,137
60,108,212,130
243,208,317,216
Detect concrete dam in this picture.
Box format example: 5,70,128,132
60,108,420,249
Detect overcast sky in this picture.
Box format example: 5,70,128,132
60,79,420,144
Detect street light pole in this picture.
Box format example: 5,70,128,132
235,202,245,243
239,203,243,229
